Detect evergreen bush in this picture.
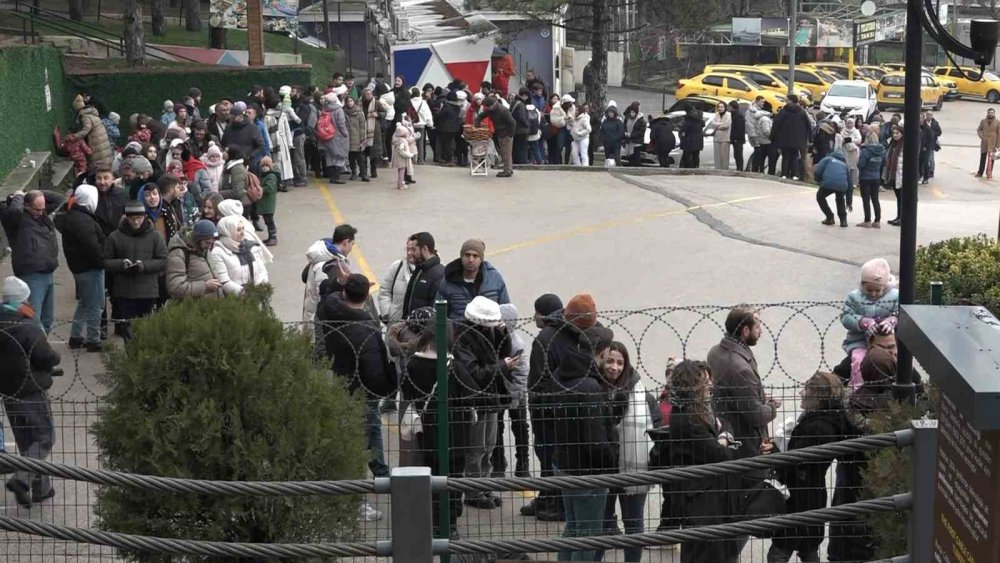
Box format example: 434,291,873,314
914,234,1000,315
92,292,367,561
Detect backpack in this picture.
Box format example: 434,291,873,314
316,111,336,142
527,108,540,136
245,171,263,202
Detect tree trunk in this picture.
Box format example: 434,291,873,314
68,0,83,21
587,0,609,112
183,0,201,31
169,0,179,8
151,0,165,36
123,0,146,66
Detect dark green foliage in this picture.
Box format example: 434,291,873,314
0,46,71,183
915,234,1000,316
860,388,939,558
92,294,367,561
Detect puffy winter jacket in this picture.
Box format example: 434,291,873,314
165,229,222,300
570,112,593,141
208,241,269,296
103,217,168,300
747,105,772,146
679,110,704,152
402,254,445,318
857,142,886,181
54,205,106,274
771,103,812,150
840,287,899,353
301,238,345,330
813,150,850,193
377,257,414,323
318,293,397,397
436,259,511,320
1,192,61,277
0,305,60,396
76,107,113,168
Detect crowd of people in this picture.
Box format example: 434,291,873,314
0,74,911,559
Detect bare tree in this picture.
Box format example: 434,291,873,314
68,0,83,21
151,0,165,36
123,0,146,66
183,0,201,31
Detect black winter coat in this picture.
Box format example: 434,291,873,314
627,114,647,144
95,187,128,235
511,100,530,136
221,120,264,162
668,408,741,562
771,104,812,150
402,254,446,318
772,407,859,554
650,117,676,155
599,117,625,153
435,102,462,134
679,111,705,152
549,325,618,475
0,306,60,396
730,111,747,144
103,218,168,300
55,206,106,274
1,192,61,277
451,321,512,410
482,104,517,138
318,294,397,398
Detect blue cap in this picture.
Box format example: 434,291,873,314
193,219,218,241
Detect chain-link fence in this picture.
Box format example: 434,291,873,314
0,299,907,561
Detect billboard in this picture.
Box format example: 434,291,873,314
760,17,789,46
732,18,762,46
853,11,906,47
816,18,854,47
210,0,299,32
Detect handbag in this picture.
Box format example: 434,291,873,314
400,382,437,442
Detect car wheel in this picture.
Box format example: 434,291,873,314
988,90,1000,103
934,96,943,111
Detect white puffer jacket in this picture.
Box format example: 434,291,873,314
300,238,352,333
617,377,653,494
208,241,269,296
571,112,592,141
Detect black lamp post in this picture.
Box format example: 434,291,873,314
896,2,1000,402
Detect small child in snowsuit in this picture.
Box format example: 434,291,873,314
258,156,280,246
390,122,415,190
838,257,899,389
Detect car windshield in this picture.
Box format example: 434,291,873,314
827,84,867,98
881,75,905,87
817,70,840,82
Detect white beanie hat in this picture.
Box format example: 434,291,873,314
278,85,292,96
2,276,30,305
465,296,502,327
561,94,575,103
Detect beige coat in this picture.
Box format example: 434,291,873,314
166,231,222,300
76,107,113,168
979,117,1000,153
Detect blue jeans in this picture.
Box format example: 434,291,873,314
598,490,648,562
365,400,389,477
20,273,54,334
71,269,105,344
528,140,544,164
559,487,609,561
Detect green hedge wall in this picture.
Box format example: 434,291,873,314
64,63,312,132
0,46,71,182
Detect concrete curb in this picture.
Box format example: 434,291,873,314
508,163,815,189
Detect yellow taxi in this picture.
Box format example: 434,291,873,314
759,64,838,104
875,71,947,110
675,72,787,111
933,65,1000,102
702,64,813,105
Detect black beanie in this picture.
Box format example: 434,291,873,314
534,293,563,316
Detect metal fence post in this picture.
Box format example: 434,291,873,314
434,299,450,563
390,466,434,562
929,282,943,305
908,419,938,563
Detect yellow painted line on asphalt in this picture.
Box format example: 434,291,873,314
314,179,380,290
490,190,812,257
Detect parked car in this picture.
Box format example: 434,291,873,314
933,65,1000,102
819,79,878,122
653,96,751,165
676,72,787,112
875,71,946,110
759,64,838,104
703,64,813,106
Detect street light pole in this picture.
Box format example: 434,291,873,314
896,0,923,403
787,0,797,98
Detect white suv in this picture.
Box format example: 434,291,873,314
819,80,877,123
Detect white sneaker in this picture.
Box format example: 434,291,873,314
792,176,800,181
360,500,383,522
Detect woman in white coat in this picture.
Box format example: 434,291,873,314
598,341,653,563
216,199,274,265
711,102,733,170
208,215,270,296
570,103,593,166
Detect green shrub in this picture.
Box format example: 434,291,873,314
861,388,939,558
915,234,1000,315
92,292,367,561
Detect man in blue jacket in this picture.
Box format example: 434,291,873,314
813,149,850,227
436,239,511,319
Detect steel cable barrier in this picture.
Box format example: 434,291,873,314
0,298,922,561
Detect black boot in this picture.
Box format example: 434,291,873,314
328,167,345,185
405,174,415,185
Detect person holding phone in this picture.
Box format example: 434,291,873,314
103,201,168,341
490,304,531,479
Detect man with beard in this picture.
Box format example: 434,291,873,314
707,306,780,462
401,232,445,318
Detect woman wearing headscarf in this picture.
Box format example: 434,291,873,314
319,89,350,184
207,215,270,296
216,199,274,265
